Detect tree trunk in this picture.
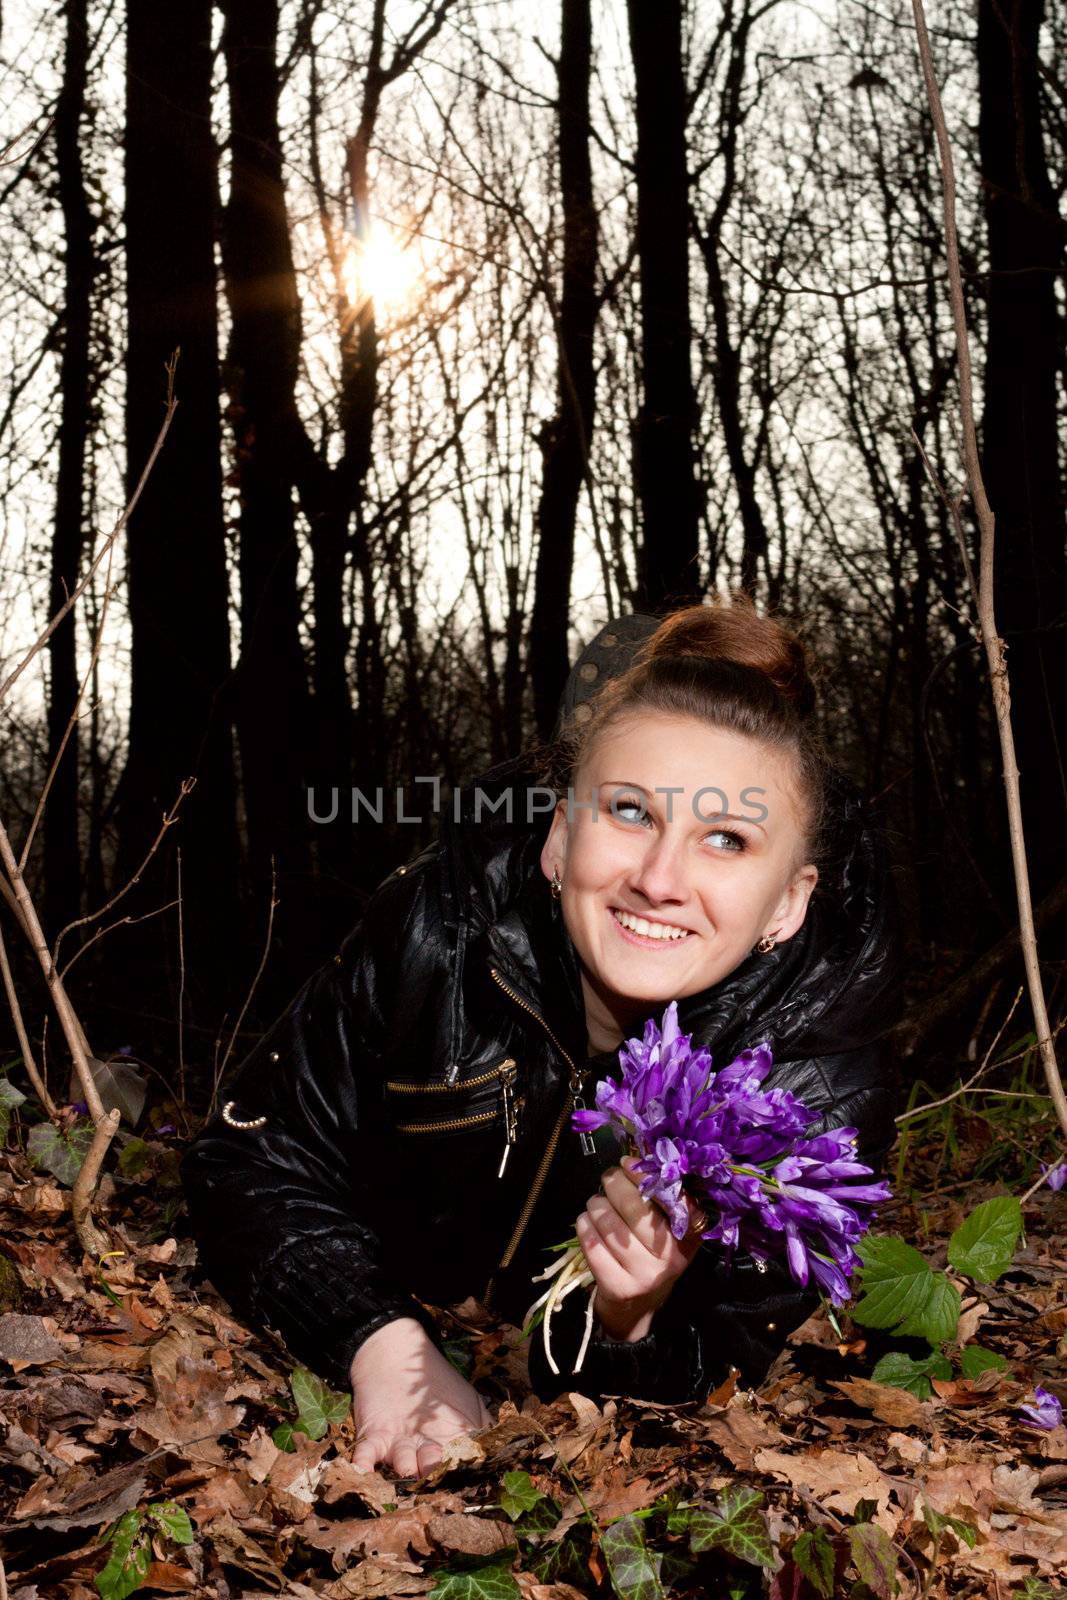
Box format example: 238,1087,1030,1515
220,0,315,911
46,0,92,943
978,0,1067,899
626,0,700,608
531,0,599,740
119,0,238,1010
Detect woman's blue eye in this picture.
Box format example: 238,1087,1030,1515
707,829,745,853
612,794,648,822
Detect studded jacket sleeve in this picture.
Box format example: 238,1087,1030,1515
180,883,442,1393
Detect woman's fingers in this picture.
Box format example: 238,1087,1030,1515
352,1429,391,1473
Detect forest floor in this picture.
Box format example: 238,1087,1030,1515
0,1116,1065,1600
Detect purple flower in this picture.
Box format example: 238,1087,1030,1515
572,1001,890,1306
1019,1388,1064,1431
1041,1161,1067,1192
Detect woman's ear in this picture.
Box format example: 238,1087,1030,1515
540,801,569,886
767,865,818,943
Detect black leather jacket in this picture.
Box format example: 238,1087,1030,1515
181,755,903,1402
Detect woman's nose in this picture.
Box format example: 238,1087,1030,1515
627,835,689,906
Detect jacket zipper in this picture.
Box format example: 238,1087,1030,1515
385,1058,516,1094
488,965,590,1273
395,1095,524,1136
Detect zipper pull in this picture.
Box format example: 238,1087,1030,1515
497,1061,518,1178
570,1071,597,1157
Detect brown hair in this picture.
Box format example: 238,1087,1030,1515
538,596,830,872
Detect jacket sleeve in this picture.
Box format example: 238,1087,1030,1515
527,1036,896,1406
180,910,439,1394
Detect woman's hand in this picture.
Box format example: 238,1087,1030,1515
350,1317,491,1478
576,1158,704,1342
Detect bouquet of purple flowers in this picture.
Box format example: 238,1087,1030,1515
526,1001,890,1374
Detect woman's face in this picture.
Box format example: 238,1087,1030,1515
541,711,819,1048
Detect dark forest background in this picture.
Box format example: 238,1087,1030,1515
0,0,1064,1104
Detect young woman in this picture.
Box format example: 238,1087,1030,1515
181,600,903,1480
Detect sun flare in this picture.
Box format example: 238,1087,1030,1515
342,226,423,316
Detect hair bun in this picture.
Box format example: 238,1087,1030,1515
640,597,817,719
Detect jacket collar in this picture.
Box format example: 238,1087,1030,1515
440,756,902,1067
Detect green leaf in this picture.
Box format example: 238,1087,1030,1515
0,1077,26,1142
958,1344,1008,1380
852,1236,935,1330
498,1470,545,1521
146,1500,193,1545
497,1470,560,1535
872,1350,953,1399
95,1510,151,1600
853,1236,960,1343
442,1334,474,1379
118,1138,153,1179
794,1527,836,1598
947,1196,1022,1284
1015,1580,1057,1600
27,1119,95,1186
895,1272,960,1344
527,1526,591,1586
427,1553,522,1600
601,1514,665,1600
688,1486,775,1569
846,1524,897,1599
289,1366,349,1440
271,1419,311,1452
922,1504,977,1550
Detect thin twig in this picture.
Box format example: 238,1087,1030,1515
52,780,194,968
895,988,1024,1122
911,0,1067,1140
176,847,186,1107
0,921,58,1119
0,398,176,708
212,858,279,1111
1020,1157,1063,1208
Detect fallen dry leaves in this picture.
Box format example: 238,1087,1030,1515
0,1141,1065,1599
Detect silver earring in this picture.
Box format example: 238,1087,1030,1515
550,866,563,900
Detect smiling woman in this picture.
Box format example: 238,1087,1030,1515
541,715,820,1054
181,595,904,1481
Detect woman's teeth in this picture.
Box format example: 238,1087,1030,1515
612,909,691,941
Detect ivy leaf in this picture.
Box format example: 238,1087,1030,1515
846,1523,897,1599
947,1196,1021,1284
853,1236,960,1343
527,1526,590,1586
958,1344,1008,1380
118,1138,153,1179
793,1527,836,1598
601,1513,666,1600
689,1486,775,1569
0,1077,26,1142
95,1510,151,1600
498,1471,545,1521
922,1503,977,1550
427,1553,522,1599
146,1500,193,1544
27,1120,95,1187
871,1349,953,1399
272,1419,311,1452
289,1367,349,1440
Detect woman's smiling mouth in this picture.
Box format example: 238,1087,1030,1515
611,908,694,945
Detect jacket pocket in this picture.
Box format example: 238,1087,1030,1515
384,1057,521,1142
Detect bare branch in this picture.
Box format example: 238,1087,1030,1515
911,0,1067,1138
